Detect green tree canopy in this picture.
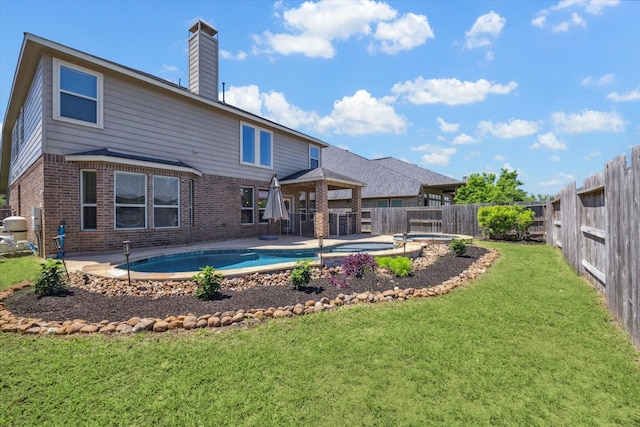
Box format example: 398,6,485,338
455,169,534,204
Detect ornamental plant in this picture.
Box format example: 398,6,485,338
375,256,413,277
449,238,469,257
290,259,313,290
34,258,67,296
477,205,535,241
342,253,377,279
193,265,223,300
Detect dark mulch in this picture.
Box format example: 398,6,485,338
6,247,487,324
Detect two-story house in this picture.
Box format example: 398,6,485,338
0,20,363,256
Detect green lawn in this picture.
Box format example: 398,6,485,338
1,243,639,426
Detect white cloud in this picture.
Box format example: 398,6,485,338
468,150,481,157
477,118,541,139
224,85,264,115
436,117,459,133
529,131,568,151
502,162,514,172
374,13,434,54
538,171,575,187
584,151,601,161
220,49,248,60
254,1,432,58
316,89,407,135
494,154,506,161
162,64,178,72
552,110,626,133
392,77,517,105
465,11,506,49
607,87,640,102
411,144,457,165
549,154,561,162
451,133,477,145
581,73,615,85
533,0,620,31
225,85,407,136
531,15,546,28
584,0,621,15
538,178,564,186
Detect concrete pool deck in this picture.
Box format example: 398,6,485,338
64,234,427,281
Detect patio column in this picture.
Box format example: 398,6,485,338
314,180,329,238
351,185,362,234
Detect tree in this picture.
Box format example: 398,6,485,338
455,169,533,204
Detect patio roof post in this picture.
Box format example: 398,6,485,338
315,180,329,238
351,185,362,234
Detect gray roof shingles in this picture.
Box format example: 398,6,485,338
321,146,422,200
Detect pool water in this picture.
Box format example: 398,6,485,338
120,242,395,273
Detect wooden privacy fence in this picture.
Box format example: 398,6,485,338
362,201,547,238
551,145,639,347
0,207,12,221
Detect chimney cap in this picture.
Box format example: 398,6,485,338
189,20,217,37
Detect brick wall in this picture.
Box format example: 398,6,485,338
7,156,45,252
13,154,277,255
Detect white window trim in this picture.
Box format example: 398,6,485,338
53,58,104,129
309,145,320,169
80,169,97,231
114,171,147,230
240,122,273,169
153,176,180,229
241,186,254,225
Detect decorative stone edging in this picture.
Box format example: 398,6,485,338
0,248,499,335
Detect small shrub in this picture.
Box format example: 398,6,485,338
193,265,223,300
375,256,412,277
342,253,377,279
34,258,67,296
477,205,535,241
328,271,348,289
290,259,313,290
450,238,469,257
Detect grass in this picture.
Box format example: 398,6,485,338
1,243,639,426
0,255,41,291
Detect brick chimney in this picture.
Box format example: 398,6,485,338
188,20,219,101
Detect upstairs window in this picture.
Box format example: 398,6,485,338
241,123,272,168
53,59,103,128
309,145,320,169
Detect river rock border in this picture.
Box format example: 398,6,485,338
0,247,499,335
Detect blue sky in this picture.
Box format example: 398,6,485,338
1,0,639,196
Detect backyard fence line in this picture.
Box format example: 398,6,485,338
362,201,547,238
550,144,639,348
0,207,12,221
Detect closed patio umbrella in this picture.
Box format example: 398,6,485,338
262,173,289,237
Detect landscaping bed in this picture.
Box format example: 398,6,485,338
1,245,495,334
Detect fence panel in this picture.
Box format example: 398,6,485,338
0,207,12,220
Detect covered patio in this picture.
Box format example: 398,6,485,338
279,168,365,238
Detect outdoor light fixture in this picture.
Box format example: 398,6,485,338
318,235,324,267
123,241,131,286
52,236,70,279
402,232,408,257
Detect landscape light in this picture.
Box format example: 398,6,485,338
123,241,131,286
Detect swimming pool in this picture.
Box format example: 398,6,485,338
119,242,396,273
